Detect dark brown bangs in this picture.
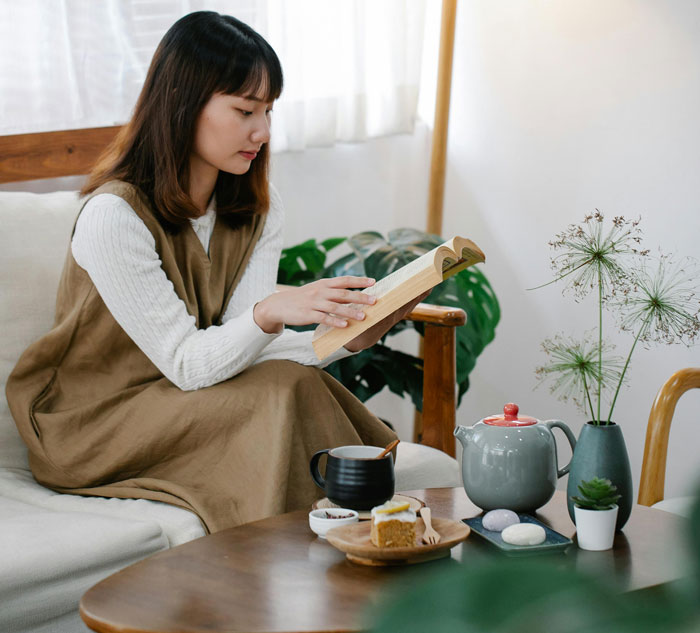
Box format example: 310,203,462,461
81,11,284,234
218,35,283,104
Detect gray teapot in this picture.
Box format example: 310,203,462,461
454,403,576,512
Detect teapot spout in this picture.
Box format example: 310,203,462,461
453,425,473,447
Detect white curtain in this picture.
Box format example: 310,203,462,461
0,0,426,152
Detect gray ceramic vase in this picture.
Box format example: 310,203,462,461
566,422,633,531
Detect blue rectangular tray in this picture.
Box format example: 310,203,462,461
462,513,573,556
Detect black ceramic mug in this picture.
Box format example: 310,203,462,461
309,445,395,511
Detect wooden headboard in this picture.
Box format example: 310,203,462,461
0,126,121,184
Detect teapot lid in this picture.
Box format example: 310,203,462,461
483,403,537,427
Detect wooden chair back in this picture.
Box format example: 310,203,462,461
638,367,700,506
0,127,121,184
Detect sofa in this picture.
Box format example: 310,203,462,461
0,189,462,633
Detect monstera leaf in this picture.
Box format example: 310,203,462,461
277,237,346,286
276,228,500,411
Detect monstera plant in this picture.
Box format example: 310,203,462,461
277,228,500,411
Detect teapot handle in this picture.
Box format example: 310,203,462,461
544,420,577,478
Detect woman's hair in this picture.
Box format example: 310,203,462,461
82,11,283,231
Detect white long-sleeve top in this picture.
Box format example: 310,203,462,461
71,186,352,391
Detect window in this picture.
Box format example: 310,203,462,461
0,0,426,151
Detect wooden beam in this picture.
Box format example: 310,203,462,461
416,0,459,446
0,126,121,183
426,0,458,235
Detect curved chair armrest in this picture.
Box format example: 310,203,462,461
638,367,700,506
406,303,466,327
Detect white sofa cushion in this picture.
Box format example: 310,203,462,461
0,468,206,547
0,191,82,470
395,441,462,490
0,189,208,548
652,496,696,518
0,497,168,633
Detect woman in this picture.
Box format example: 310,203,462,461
6,12,423,533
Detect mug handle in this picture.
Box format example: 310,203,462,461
309,449,330,491
545,420,577,478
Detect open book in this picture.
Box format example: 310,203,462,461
312,236,485,360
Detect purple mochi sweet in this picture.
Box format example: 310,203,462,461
482,509,520,532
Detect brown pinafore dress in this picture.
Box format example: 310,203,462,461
6,181,396,533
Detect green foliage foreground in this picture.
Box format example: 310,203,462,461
366,488,700,633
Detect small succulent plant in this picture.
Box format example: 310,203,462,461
570,477,621,511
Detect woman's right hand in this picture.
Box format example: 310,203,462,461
253,276,377,334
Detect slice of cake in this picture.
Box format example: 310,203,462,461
370,500,417,548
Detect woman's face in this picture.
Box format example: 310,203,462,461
191,90,273,178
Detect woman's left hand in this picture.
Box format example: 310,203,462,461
343,290,431,353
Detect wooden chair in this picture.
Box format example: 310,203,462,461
638,367,700,507
0,126,464,456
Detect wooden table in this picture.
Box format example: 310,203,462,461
80,488,688,633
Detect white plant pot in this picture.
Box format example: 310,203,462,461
574,504,618,551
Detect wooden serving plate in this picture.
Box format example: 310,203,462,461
325,517,470,566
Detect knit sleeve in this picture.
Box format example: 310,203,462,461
223,185,357,368
71,193,282,391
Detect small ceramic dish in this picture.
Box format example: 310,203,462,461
462,513,573,556
309,508,359,538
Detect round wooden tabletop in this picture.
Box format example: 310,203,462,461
80,488,688,633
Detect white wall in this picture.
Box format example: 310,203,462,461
276,1,700,501
4,0,698,501
431,0,700,499
271,125,431,246
274,0,700,502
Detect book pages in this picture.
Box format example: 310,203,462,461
364,247,440,298
442,257,460,272
440,243,485,279
311,235,485,359
312,247,440,341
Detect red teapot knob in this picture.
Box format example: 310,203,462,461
503,403,519,420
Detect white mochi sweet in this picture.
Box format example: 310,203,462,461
501,523,546,546
482,509,520,532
